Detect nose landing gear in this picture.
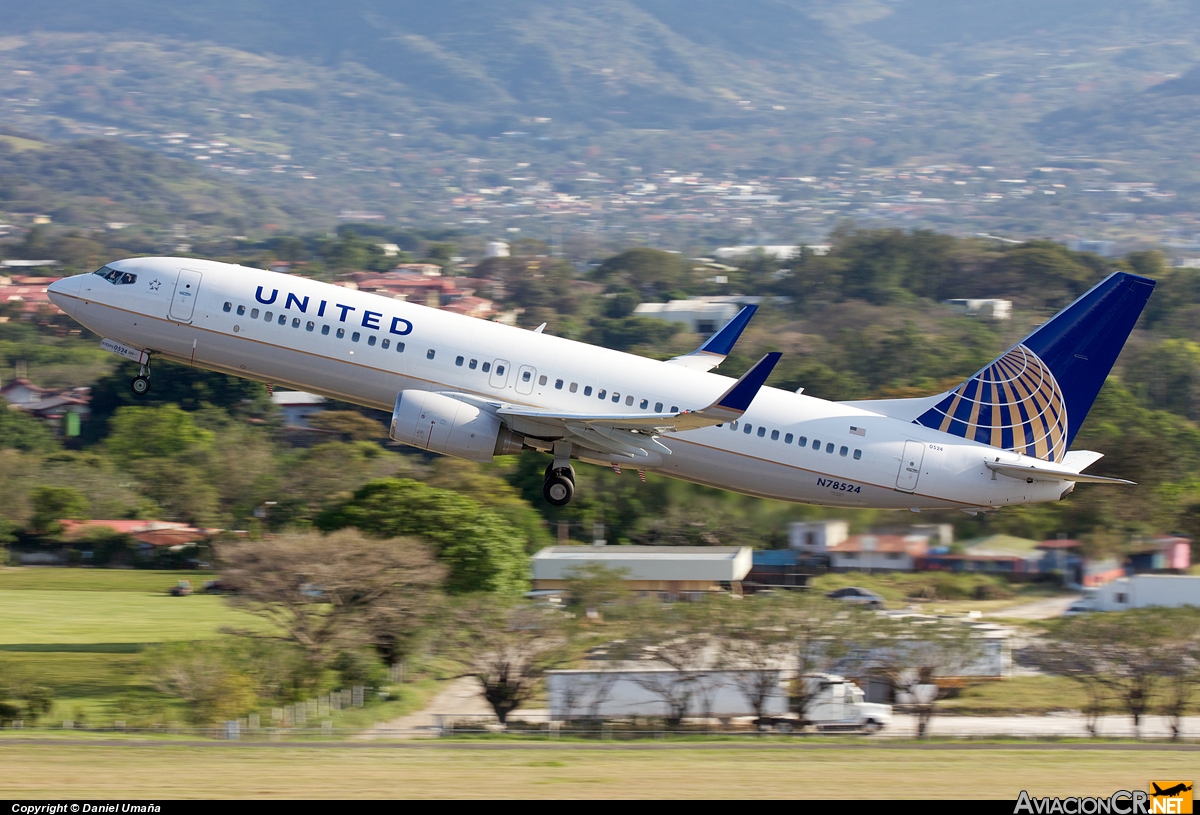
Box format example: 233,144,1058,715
130,355,152,396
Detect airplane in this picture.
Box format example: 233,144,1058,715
1152,783,1193,797
47,258,1154,510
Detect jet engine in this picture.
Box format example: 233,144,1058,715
389,390,524,462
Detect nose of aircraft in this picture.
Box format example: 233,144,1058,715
47,275,82,316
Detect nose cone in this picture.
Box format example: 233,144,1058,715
47,275,82,316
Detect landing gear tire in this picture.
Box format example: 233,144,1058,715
543,471,575,506
130,375,151,396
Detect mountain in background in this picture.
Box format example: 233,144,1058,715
0,1,1198,246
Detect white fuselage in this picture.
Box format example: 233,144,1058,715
49,258,1071,511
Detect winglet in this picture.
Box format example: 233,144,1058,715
670,352,782,430
666,305,758,371
715,351,781,411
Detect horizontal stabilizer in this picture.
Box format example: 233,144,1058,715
667,305,758,372
985,461,1134,485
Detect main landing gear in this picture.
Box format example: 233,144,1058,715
130,355,152,396
542,439,576,507
543,464,576,507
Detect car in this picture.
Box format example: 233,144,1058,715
825,587,886,608
1063,600,1092,616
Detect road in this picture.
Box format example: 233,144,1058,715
989,594,1083,620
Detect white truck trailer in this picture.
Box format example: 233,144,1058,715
545,669,891,732
1076,575,1200,612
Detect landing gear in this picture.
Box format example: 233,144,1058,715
130,354,152,396
543,440,576,506
543,464,575,507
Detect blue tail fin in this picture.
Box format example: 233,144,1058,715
912,272,1156,462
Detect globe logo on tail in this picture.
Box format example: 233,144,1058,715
914,344,1068,463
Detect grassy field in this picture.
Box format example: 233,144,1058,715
0,744,1194,798
0,567,441,728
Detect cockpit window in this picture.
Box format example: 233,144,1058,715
93,266,136,285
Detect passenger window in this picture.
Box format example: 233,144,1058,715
798,436,807,446
251,308,259,319
757,427,767,438
306,321,315,332
785,433,793,444
730,421,738,431
456,356,464,366
382,339,391,349
812,439,820,449
655,402,663,412
670,406,678,413
612,393,620,403
570,383,578,393
292,317,300,328
368,335,376,346
265,311,273,321
223,302,232,312
482,362,491,372
336,328,345,338
496,364,505,375
853,449,862,460
555,379,564,390
427,349,436,360
840,446,849,457
539,375,548,386
584,386,592,396
744,424,753,434
640,399,648,409
396,342,405,352
771,430,779,441
826,442,835,454
597,389,606,400
625,395,633,406
522,371,532,382
351,332,361,342
237,305,246,316
321,325,330,335
278,314,286,325
469,359,478,370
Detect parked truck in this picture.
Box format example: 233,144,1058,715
1072,575,1200,613
546,669,891,733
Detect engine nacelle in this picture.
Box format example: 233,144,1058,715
389,390,523,462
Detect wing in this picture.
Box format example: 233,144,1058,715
665,305,757,371
447,352,781,465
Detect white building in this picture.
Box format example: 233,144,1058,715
270,390,328,427
530,545,753,599
1086,575,1200,612
712,245,830,260
485,241,510,258
943,299,1012,320
633,300,740,335
789,520,849,552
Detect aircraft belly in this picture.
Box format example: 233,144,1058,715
660,438,959,509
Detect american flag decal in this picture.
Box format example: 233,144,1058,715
850,426,866,437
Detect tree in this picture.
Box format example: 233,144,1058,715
717,594,797,727
619,600,721,727
317,478,531,594
217,529,445,677
0,409,58,454
853,615,985,738
29,485,88,535
563,562,630,621
104,404,215,462
445,598,570,726
305,410,386,441
144,641,259,725
1019,609,1196,739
